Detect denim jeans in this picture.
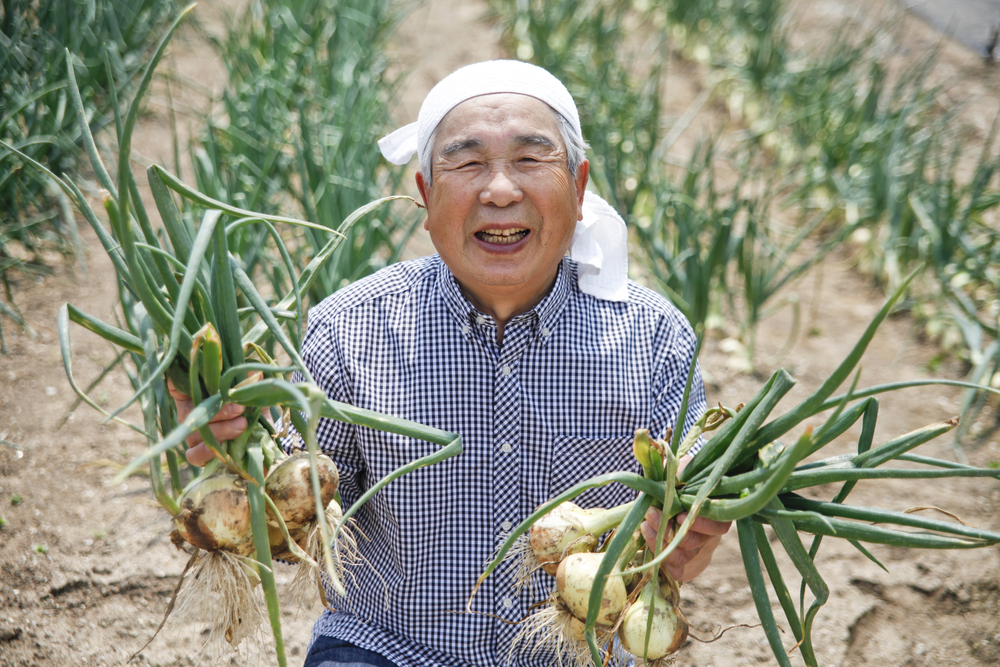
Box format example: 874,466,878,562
303,635,401,667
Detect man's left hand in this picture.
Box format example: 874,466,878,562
640,508,731,582
638,453,732,582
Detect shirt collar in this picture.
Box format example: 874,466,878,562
436,255,573,343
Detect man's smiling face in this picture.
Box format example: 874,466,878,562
416,93,589,317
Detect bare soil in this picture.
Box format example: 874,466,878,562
1,1,998,666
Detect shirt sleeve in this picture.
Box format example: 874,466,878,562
649,308,708,457
278,304,367,509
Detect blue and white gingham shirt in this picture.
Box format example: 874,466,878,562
287,254,706,667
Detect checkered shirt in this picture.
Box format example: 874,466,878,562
284,254,707,667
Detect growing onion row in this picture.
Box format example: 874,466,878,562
476,273,1000,667
1,7,463,666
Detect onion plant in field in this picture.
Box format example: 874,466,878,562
3,8,462,665
182,0,416,327
735,20,1000,428
499,0,1000,399
0,0,177,351
488,0,849,361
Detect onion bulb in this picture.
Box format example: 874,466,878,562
265,452,339,532
530,502,595,575
528,501,640,576
556,552,627,626
173,470,254,557
618,583,688,659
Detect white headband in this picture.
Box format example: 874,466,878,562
379,59,628,303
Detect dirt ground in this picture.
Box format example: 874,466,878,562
2,0,999,666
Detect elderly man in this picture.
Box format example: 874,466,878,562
177,60,729,667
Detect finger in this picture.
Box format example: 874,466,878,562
210,403,246,423
674,513,733,536
166,378,185,399
640,520,661,553
676,529,712,551
681,534,723,581
662,547,692,581
167,379,195,425
641,516,708,552
184,414,248,449
205,416,248,443
185,430,203,448
641,520,689,559
185,442,216,466
644,507,663,532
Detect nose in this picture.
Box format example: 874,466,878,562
479,165,522,207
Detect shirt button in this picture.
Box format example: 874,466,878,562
541,327,551,336
476,315,486,325
461,325,470,334
502,365,512,376
501,520,512,531
500,442,512,453
502,597,513,609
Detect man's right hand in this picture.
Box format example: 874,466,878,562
167,380,249,466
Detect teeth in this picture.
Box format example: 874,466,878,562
481,228,526,236
477,228,528,245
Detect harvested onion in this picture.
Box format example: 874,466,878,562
618,583,688,660
265,451,339,531
556,552,627,627
172,470,255,557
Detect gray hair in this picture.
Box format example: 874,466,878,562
419,106,588,188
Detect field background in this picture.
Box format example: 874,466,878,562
1,0,999,665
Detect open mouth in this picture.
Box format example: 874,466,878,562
475,228,529,245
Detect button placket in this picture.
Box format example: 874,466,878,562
491,321,532,618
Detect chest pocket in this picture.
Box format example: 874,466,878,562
549,434,639,510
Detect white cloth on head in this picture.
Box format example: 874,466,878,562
378,59,629,303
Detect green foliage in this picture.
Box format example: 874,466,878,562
0,0,177,348
735,15,1000,439
187,0,415,318
491,0,1000,398
489,0,846,349
9,493,22,506
11,8,463,663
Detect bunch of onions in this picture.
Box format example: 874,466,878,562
12,9,463,665
479,274,1000,667
504,431,694,666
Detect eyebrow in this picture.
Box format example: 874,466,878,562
438,133,558,158
516,134,557,150
439,138,484,157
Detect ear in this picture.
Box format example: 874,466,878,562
415,170,433,230
416,170,430,206
415,171,432,230
574,160,590,221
